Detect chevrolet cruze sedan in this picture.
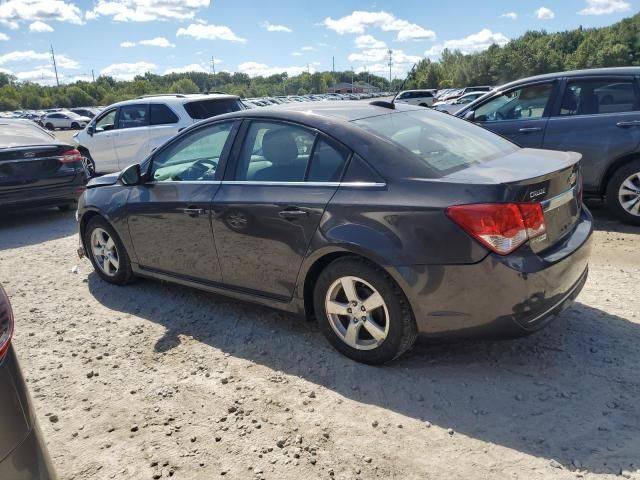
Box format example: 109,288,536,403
77,101,593,364
0,285,57,479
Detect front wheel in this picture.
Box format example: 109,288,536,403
71,122,79,129
606,160,640,225
79,149,96,177
84,216,134,285
313,258,417,364
45,123,54,130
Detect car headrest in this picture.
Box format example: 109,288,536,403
262,128,299,166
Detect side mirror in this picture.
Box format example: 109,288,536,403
87,125,94,136
463,110,475,121
120,163,141,186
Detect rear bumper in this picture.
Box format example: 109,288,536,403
0,179,85,210
393,206,593,338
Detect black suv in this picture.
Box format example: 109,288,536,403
456,67,640,224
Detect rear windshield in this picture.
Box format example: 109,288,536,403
184,99,243,120
353,110,517,175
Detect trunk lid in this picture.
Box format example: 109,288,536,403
446,148,582,252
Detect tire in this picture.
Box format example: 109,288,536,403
605,159,640,226
79,148,96,177
45,123,54,130
313,257,417,364
84,216,134,285
71,122,79,129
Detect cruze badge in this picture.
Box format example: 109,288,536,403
529,188,546,199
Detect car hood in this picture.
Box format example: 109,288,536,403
87,172,119,188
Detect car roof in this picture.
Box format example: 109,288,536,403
498,67,640,90
0,119,65,148
108,93,240,109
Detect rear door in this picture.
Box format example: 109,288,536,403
113,103,150,170
147,103,182,153
471,81,557,147
542,76,640,191
211,119,350,299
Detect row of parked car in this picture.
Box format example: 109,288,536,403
242,91,392,108
1,107,104,131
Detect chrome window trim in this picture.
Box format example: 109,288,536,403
144,180,386,187
541,186,577,212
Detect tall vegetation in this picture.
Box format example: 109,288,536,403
0,13,637,110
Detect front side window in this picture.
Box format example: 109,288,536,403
117,104,148,129
150,103,179,125
474,83,554,122
95,110,117,132
354,110,517,175
559,78,639,116
151,122,235,182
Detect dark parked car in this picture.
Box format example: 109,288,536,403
455,67,640,224
0,285,58,479
0,119,87,211
77,101,592,364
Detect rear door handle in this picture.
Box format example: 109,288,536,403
278,208,309,219
183,207,206,217
518,127,542,133
616,120,640,128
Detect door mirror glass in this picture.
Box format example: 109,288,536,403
120,163,141,186
87,125,94,136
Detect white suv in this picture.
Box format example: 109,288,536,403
394,89,437,107
42,111,91,130
73,94,244,175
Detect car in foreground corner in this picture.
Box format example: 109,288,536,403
77,101,592,364
0,285,58,479
0,119,87,211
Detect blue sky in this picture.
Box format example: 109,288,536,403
0,0,637,85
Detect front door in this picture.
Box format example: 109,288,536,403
542,76,640,191
89,108,119,172
114,103,150,170
212,120,350,299
126,120,239,282
472,81,556,147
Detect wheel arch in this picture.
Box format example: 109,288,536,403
599,151,640,195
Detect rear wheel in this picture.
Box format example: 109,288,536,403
45,123,54,130
606,160,640,225
313,258,417,364
71,122,79,129
84,216,134,285
79,149,96,177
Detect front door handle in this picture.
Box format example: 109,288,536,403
278,208,309,219
183,207,206,217
616,120,640,128
518,127,542,133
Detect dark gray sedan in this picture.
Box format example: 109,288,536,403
0,285,57,479
77,101,592,364
455,67,640,225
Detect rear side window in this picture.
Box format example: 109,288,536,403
559,78,639,116
150,104,179,125
118,104,148,129
184,99,243,120
307,138,349,182
354,110,517,175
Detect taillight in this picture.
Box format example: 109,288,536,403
0,285,14,360
446,203,546,255
61,148,82,164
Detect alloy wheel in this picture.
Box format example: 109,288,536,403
81,155,96,177
90,228,120,276
618,171,640,217
325,276,389,350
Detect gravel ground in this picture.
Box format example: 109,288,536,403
0,199,638,480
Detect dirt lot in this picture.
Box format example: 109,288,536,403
0,200,638,480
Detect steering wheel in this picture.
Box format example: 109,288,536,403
172,158,217,181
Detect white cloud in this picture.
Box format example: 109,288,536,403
100,61,156,80
291,52,302,56
164,63,209,74
87,0,209,22
0,50,79,68
323,10,435,41
0,68,13,74
535,7,555,19
501,12,518,20
140,36,175,48
29,20,53,32
120,41,136,48
237,61,315,77
348,48,420,65
0,0,83,26
354,34,386,49
578,0,631,15
15,67,58,83
426,29,509,58
0,33,9,41
261,21,291,32
176,23,246,42
301,46,315,51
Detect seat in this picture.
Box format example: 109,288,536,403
577,88,599,115
253,129,306,182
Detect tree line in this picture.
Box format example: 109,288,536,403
0,12,637,111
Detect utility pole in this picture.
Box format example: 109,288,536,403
91,69,95,82
387,49,393,88
307,63,310,74
211,56,216,89
50,44,60,87
351,66,354,93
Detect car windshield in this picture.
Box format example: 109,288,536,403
353,110,518,175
